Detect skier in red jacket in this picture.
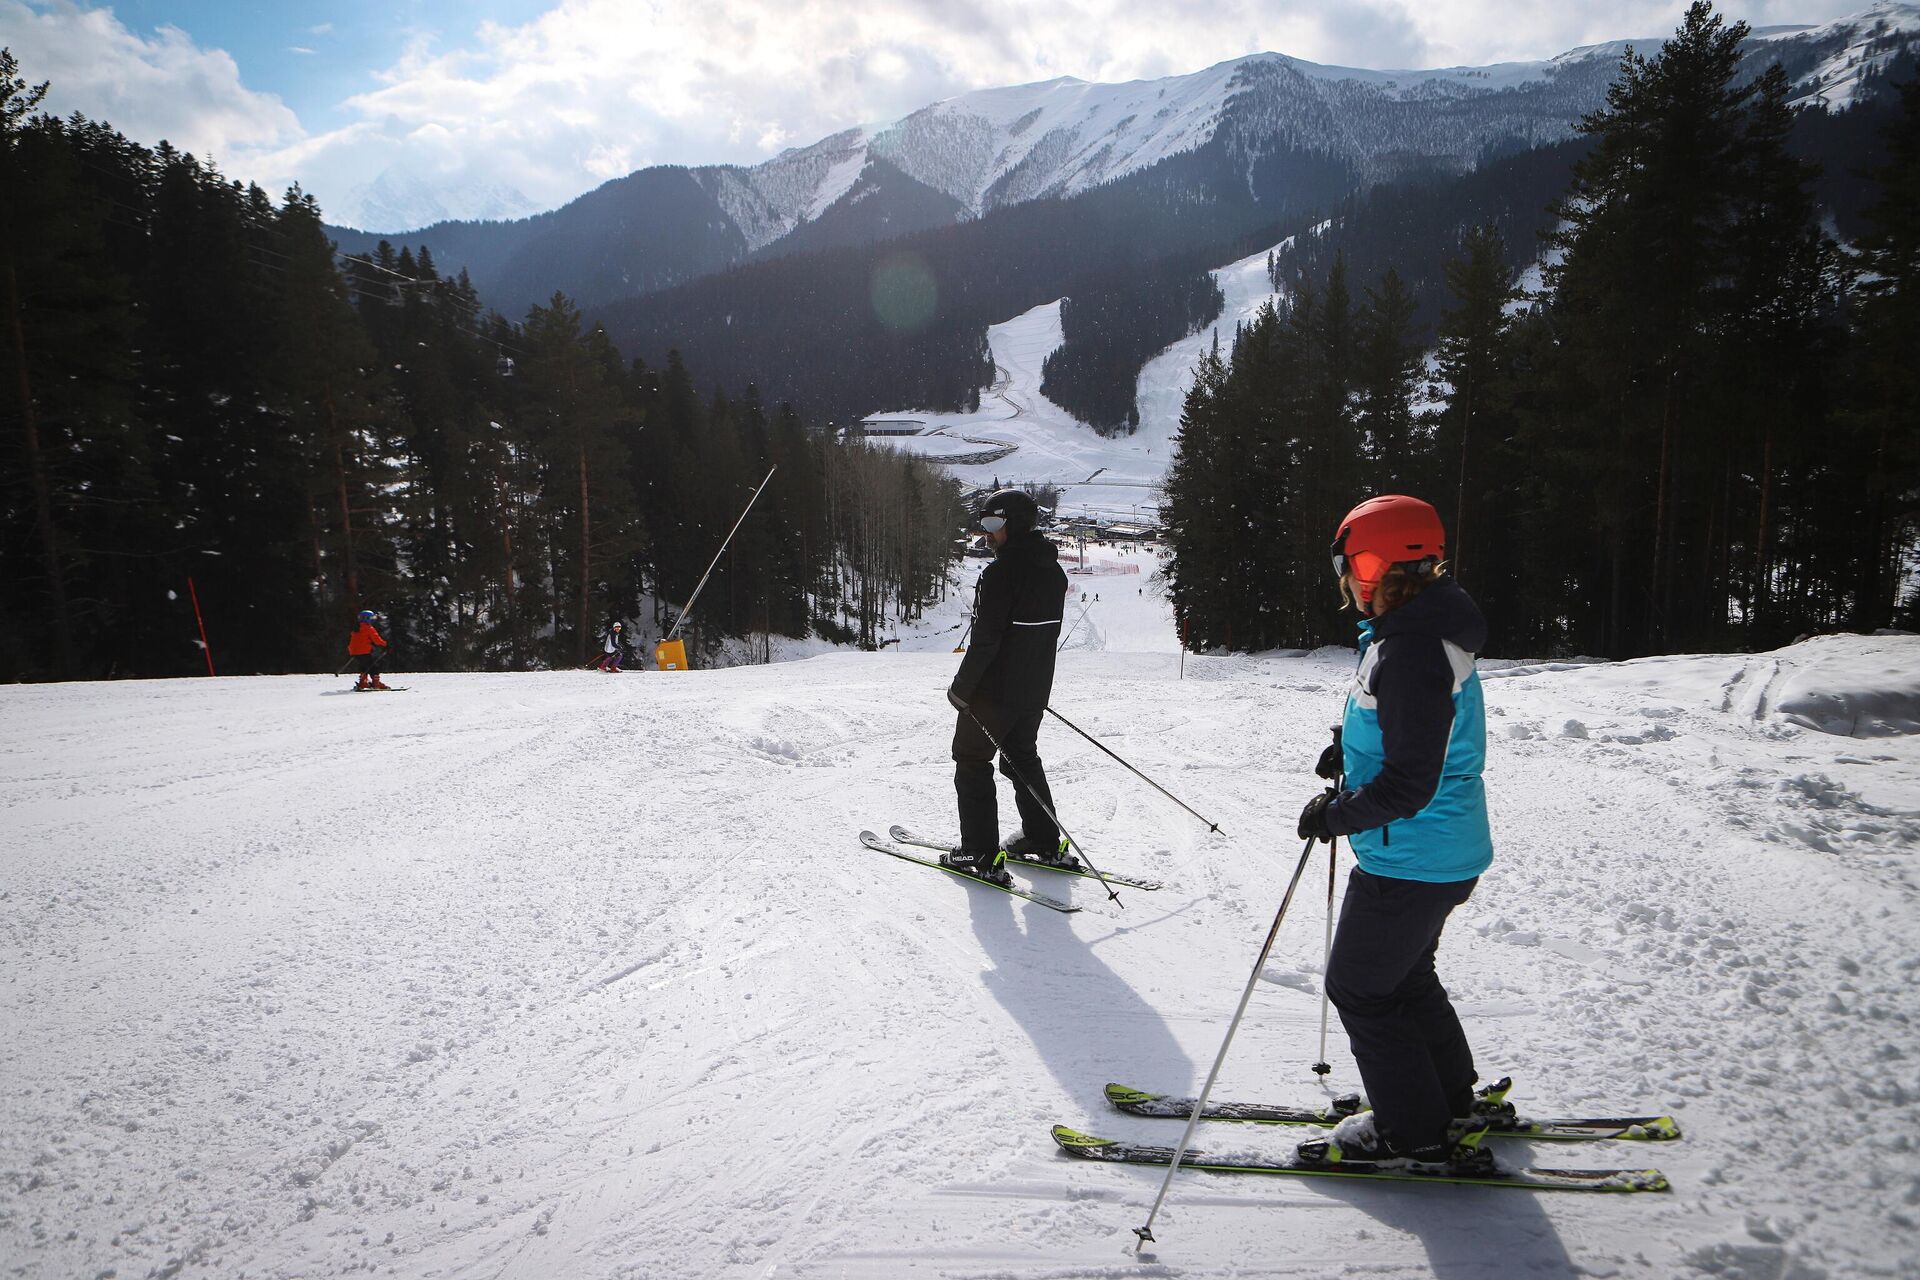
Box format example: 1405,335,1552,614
347,610,391,691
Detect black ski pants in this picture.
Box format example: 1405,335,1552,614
1324,866,1479,1154
952,703,1055,854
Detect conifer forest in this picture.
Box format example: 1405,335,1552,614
1163,6,1919,660
0,50,963,681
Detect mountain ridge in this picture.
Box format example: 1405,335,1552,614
323,4,1919,323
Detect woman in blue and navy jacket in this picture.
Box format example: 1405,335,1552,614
1296,495,1492,1166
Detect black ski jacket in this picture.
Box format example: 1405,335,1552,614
951,530,1070,712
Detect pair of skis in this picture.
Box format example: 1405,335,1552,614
1056,1078,1676,1192
861,826,1162,916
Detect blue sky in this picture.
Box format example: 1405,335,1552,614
96,1,555,130
0,0,1883,229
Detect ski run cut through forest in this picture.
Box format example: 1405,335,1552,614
6,565,1920,1279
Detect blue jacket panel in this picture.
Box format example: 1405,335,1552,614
1327,578,1493,884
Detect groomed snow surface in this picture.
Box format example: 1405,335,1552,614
6,561,1919,1279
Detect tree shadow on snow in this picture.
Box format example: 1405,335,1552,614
967,882,1192,1113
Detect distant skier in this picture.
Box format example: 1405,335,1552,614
1293,495,1494,1171
943,489,1070,885
592,622,627,672
347,609,391,691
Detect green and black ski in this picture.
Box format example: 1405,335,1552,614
860,831,1079,913
1050,1125,1671,1192
1104,1081,1682,1142
888,825,1162,891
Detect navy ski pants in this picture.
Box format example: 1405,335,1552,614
1324,866,1479,1154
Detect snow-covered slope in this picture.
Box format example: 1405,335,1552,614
1758,0,1920,107
866,237,1288,518
693,128,873,251
869,60,1246,213
5,599,1918,1279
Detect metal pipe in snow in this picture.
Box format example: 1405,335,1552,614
665,466,777,643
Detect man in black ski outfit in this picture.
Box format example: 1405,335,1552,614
945,489,1070,886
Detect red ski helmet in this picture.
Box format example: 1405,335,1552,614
1330,495,1446,604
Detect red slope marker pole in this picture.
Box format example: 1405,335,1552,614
187,575,216,677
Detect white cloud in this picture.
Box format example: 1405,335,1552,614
0,0,302,161
0,0,1885,229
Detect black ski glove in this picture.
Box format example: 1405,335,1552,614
1298,790,1339,843
1314,728,1343,781
947,686,969,713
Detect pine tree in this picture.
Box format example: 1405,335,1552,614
1542,1,1843,655
1353,267,1424,494
1434,226,1519,587
521,293,643,665
277,187,390,653
0,52,73,674
1846,74,1920,631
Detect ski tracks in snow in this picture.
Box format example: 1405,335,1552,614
5,628,1919,1278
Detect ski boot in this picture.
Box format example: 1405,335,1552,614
371,676,393,691
1296,1112,1496,1175
1004,832,1079,869
941,847,1014,888
354,674,372,691
1459,1076,1518,1132
1326,1091,1367,1120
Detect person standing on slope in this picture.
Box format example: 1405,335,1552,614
593,621,626,672
944,489,1071,887
348,610,391,691
1294,495,1495,1171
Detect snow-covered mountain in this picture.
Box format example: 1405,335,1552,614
336,166,537,234
1756,0,1920,106
687,1,1920,252
325,3,1920,314
693,128,874,251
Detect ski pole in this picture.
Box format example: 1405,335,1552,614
1045,706,1225,835
1312,730,1344,1077
1056,599,1093,653
1134,831,1322,1250
954,581,979,653
1312,833,1338,1077
964,705,1124,907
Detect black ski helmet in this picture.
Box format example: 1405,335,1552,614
979,488,1039,535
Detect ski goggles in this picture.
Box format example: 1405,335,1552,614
979,514,1008,533
1330,528,1393,586
1330,546,1393,586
